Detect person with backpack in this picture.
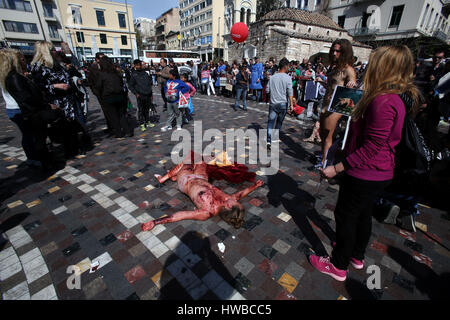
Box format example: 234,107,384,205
309,45,421,282
373,90,448,232
180,73,195,124
161,68,190,132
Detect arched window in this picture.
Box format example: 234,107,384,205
240,8,245,22
247,9,251,25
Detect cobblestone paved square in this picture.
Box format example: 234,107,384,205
0,90,449,300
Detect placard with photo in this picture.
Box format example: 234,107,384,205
328,86,364,116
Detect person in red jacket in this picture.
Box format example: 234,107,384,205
308,45,421,281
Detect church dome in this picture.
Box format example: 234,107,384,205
261,8,346,32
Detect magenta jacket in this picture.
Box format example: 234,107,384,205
342,94,406,181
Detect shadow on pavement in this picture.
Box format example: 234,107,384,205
159,231,237,300
0,136,15,145
280,131,313,162
0,212,30,250
266,171,335,257
0,160,65,206
387,246,450,300
344,277,381,300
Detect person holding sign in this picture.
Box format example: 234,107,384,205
214,60,226,97
319,39,357,166
309,45,420,282
161,69,190,132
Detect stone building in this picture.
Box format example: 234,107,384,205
227,8,372,64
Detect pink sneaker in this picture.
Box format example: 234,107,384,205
309,255,347,281
331,242,365,270
349,258,364,270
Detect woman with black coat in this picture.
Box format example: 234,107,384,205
30,41,92,158
1,49,60,170
98,56,133,138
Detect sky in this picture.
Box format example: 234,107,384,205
116,0,180,20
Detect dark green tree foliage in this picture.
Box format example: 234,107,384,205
256,0,284,20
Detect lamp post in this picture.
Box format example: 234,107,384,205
125,0,134,60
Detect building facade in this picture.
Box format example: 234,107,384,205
155,7,180,50
166,30,180,50
283,0,328,12
0,0,67,56
134,17,155,38
179,0,224,61
228,8,372,64
324,0,450,45
134,17,156,52
56,0,137,61
222,0,257,61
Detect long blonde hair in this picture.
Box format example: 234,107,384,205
31,41,54,69
352,45,421,120
0,49,23,90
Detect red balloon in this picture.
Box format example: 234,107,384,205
231,22,249,43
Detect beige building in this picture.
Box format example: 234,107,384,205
179,0,224,61
0,0,67,56
155,7,180,50
228,8,372,64
166,30,180,50
57,0,137,61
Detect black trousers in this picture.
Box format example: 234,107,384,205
160,84,167,108
104,95,130,137
137,95,151,125
93,93,112,130
331,173,391,270
26,112,51,166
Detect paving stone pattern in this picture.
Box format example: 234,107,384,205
0,90,449,300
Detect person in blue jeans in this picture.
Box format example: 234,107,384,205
265,58,295,149
234,65,249,111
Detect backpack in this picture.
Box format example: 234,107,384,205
393,93,435,186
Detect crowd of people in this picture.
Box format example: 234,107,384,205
1,39,450,283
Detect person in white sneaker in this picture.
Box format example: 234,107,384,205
128,59,155,132
161,69,190,132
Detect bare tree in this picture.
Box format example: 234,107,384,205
256,0,284,20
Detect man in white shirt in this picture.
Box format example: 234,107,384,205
265,58,295,149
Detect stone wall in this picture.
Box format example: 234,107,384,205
227,19,372,64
